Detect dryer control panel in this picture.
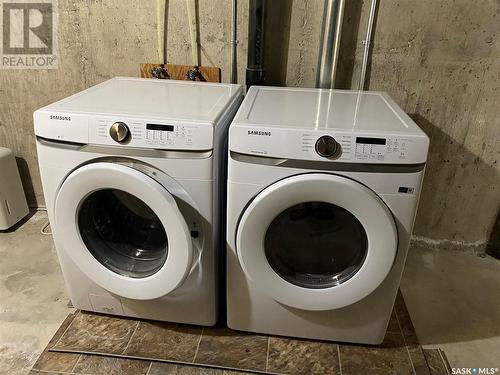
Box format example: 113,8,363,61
230,126,429,164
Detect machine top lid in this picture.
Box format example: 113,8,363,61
37,77,243,124
233,86,425,136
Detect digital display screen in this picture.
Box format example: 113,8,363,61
146,124,174,132
356,137,386,145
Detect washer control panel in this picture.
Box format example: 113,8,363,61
89,117,212,150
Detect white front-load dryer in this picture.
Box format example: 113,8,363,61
226,86,429,344
35,77,242,325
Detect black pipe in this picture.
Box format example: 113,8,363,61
487,211,500,259
246,0,267,89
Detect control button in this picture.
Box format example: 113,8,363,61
109,122,130,143
315,135,339,158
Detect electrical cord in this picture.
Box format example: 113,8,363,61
41,220,52,235
37,207,52,235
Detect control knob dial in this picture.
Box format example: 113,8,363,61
315,135,339,158
109,122,130,143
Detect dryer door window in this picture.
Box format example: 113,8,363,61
55,162,193,301
236,173,398,311
264,201,367,289
78,189,168,278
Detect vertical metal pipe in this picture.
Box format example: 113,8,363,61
246,0,267,88
186,0,199,66
230,0,237,83
358,0,377,91
316,0,345,89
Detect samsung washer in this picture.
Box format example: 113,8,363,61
35,77,242,325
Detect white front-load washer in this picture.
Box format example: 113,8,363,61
35,77,242,325
226,86,429,344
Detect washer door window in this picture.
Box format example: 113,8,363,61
55,162,193,300
236,173,397,311
78,189,168,278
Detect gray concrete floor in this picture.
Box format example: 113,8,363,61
0,211,73,375
0,212,499,374
401,243,500,370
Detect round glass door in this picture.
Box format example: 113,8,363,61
236,173,397,311
55,162,193,300
265,202,367,289
78,189,168,278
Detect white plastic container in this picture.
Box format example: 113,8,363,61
0,147,29,229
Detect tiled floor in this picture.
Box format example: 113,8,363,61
423,349,452,375
33,292,435,375
2,212,499,374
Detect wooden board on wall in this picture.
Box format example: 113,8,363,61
140,63,221,83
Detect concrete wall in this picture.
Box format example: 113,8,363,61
0,0,160,207
0,0,498,251
270,0,500,250
354,0,500,250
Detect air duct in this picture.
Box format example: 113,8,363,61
316,0,345,89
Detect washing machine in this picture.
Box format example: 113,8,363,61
34,77,242,325
226,86,429,344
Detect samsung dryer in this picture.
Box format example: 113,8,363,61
226,86,429,344
35,77,242,325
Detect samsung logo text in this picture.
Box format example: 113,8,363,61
248,130,271,136
50,115,71,121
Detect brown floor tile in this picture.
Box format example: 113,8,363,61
440,350,452,373
194,327,268,372
47,312,78,348
31,350,80,372
267,336,340,375
149,362,224,375
123,321,202,362
72,354,151,374
423,349,450,375
339,332,414,375
52,312,138,354
408,345,431,375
